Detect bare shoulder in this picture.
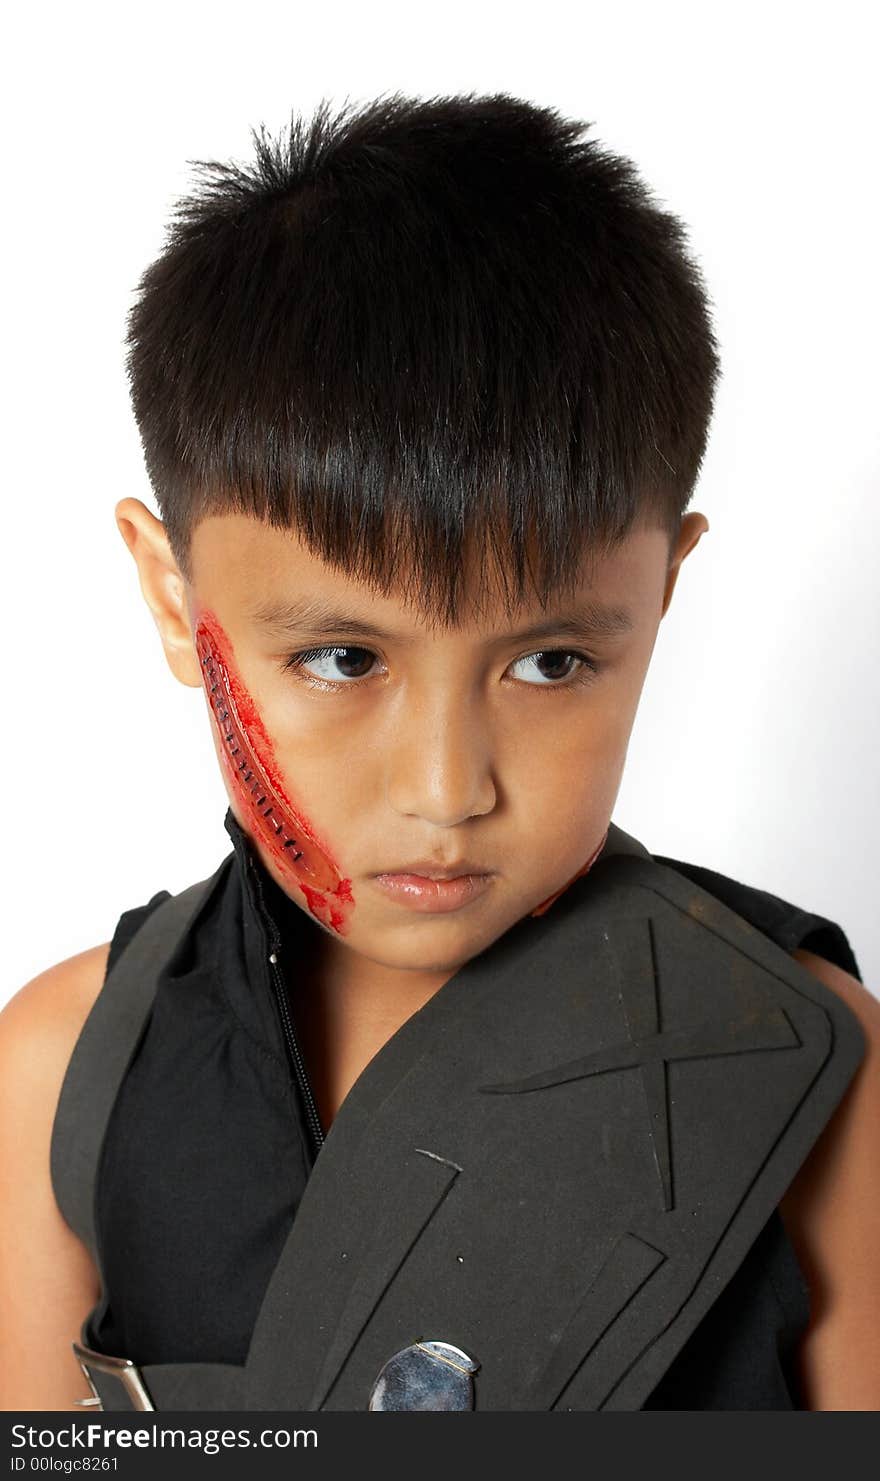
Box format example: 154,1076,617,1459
0,943,111,1410
778,947,880,1410
0,947,111,1078
789,946,880,1035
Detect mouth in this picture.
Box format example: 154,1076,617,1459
374,864,488,870
374,861,490,881
371,870,495,913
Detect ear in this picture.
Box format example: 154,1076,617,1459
661,511,710,618
115,498,202,689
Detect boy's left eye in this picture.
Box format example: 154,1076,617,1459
511,650,599,686
281,645,599,689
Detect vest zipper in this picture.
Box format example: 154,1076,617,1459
267,945,325,1160
244,854,326,1161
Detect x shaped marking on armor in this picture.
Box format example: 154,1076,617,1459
479,919,801,1212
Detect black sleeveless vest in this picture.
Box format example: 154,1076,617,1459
54,809,865,1410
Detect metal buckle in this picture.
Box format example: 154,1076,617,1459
72,1338,156,1411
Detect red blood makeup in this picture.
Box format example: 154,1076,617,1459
195,608,354,934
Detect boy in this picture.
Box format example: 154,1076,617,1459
1,92,877,1412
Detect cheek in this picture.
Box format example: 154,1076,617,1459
529,825,609,918
194,608,354,935
521,720,628,919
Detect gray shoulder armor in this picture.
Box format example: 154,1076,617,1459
50,827,865,1411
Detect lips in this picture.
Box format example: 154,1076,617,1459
372,871,494,913
375,863,490,881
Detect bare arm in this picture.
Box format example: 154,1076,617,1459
779,948,880,1411
0,945,111,1410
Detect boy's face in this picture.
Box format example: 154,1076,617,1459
118,501,706,981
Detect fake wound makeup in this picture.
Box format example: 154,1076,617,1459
195,608,354,934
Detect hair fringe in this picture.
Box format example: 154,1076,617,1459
125,90,721,623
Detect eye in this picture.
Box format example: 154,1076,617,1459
282,645,380,688
508,650,599,688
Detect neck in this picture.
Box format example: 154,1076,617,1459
287,927,455,1132
299,925,453,1023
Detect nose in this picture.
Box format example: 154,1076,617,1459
384,691,497,827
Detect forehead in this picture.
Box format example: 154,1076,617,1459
187,511,670,633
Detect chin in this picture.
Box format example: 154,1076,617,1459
372,915,506,969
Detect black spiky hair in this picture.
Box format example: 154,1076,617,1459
124,90,721,625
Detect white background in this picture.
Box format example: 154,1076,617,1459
3,0,878,1004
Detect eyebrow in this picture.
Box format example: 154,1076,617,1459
247,594,635,646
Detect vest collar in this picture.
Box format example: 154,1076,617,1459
222,803,309,948
217,805,318,1070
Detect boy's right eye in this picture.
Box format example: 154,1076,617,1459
282,645,380,687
